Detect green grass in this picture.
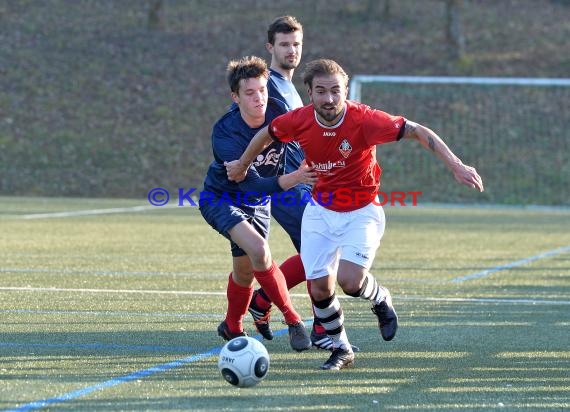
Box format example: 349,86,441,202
1,197,569,411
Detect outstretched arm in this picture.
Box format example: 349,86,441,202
236,159,315,193
402,120,484,192
225,125,273,182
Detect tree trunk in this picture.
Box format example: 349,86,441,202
148,0,165,31
445,0,465,59
383,0,391,18
366,0,391,18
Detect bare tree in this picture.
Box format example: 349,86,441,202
382,0,392,18
148,0,165,31
445,0,465,59
366,0,391,18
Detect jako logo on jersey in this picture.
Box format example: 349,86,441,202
339,139,352,158
253,147,283,167
323,131,336,136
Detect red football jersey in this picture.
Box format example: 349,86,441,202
269,100,406,211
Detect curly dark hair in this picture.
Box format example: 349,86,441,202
226,56,269,94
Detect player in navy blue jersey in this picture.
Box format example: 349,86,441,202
265,17,306,252
199,56,316,352
244,16,348,352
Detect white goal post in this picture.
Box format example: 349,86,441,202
347,75,570,206
349,75,570,102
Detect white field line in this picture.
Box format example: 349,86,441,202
1,286,569,305
399,296,570,305
13,201,570,220
18,204,176,219
0,286,226,295
452,245,570,283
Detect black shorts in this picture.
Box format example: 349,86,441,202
199,199,270,257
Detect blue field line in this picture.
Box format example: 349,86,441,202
4,349,218,412
451,245,570,283
3,325,301,412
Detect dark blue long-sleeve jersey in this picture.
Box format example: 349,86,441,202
202,98,288,205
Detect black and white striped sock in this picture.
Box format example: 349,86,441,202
312,294,350,350
347,272,387,305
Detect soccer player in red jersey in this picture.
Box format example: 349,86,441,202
226,59,484,370
244,16,351,352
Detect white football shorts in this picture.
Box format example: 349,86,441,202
300,199,386,280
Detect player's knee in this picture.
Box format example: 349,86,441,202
310,289,333,302
248,241,271,268
338,262,367,295
308,281,334,302
341,285,361,297
338,277,363,296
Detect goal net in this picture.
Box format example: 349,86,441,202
349,75,570,206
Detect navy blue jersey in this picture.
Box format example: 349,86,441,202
267,69,303,111
267,69,306,174
202,97,288,205
266,69,310,252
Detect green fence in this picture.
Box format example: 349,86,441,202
352,76,570,205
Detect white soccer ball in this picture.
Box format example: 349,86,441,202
218,336,270,388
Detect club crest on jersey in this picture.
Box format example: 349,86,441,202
338,139,352,158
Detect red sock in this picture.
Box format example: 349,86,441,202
312,321,327,334
253,288,271,311
280,254,306,289
307,280,326,334
254,254,306,311
254,261,301,325
225,273,253,334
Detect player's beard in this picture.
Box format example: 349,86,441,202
315,104,343,123
278,55,299,71
280,62,297,70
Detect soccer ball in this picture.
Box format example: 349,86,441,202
218,336,270,388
